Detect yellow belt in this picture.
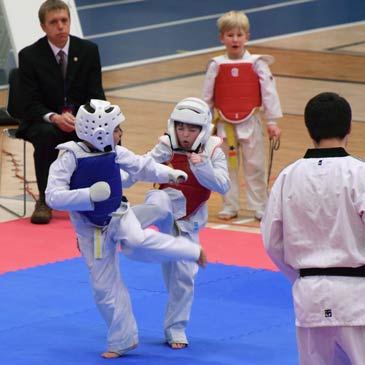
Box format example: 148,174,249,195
94,227,103,259
213,109,237,169
225,122,238,169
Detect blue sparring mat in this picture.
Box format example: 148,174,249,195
0,255,297,365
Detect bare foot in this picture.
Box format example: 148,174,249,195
169,343,188,349
101,342,138,358
196,247,207,268
101,351,122,359
218,212,237,220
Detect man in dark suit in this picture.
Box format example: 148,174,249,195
17,0,105,224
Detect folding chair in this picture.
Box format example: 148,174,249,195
0,68,27,217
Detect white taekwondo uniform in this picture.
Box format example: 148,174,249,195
45,141,201,355
261,147,365,365
131,135,230,345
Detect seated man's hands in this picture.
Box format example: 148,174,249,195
50,112,75,132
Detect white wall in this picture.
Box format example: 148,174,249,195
0,0,82,66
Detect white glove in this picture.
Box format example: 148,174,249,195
90,181,111,202
168,169,188,184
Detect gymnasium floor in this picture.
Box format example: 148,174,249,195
0,1,364,364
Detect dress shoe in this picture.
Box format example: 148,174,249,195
30,199,52,224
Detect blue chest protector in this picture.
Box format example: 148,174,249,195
69,148,123,226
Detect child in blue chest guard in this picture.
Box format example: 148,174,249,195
129,97,230,349
45,99,207,359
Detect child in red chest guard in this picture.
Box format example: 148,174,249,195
202,10,282,221
127,97,230,349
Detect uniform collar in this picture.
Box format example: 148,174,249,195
303,147,349,158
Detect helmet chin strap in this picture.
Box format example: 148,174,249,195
172,145,201,154
165,133,201,154
83,142,113,153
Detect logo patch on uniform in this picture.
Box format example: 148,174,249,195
324,309,332,318
318,160,322,166
231,67,239,77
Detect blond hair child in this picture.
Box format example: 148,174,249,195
202,10,282,220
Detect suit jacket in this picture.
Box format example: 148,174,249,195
17,35,105,133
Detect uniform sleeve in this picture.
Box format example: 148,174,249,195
254,59,283,123
260,175,298,283
45,151,94,211
145,141,172,163
190,147,230,194
120,169,134,188
201,60,219,109
115,145,173,183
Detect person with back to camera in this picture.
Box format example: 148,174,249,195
45,99,207,359
17,0,105,224
127,97,230,349
261,92,365,365
202,10,282,221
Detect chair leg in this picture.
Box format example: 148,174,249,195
0,130,27,218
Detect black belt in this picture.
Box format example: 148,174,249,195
300,265,365,277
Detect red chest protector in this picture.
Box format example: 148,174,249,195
214,62,261,123
159,154,211,218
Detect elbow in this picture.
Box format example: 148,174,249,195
221,181,231,195
45,191,65,210
45,194,57,210
222,187,230,195
217,186,230,195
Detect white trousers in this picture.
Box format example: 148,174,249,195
297,326,365,365
77,225,138,355
218,116,267,214
72,201,200,354
133,190,199,344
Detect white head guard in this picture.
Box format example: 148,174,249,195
168,97,213,151
75,99,125,152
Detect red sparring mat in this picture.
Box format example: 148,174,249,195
0,211,80,274
201,227,277,271
0,212,277,274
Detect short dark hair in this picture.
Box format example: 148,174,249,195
304,92,351,143
174,121,202,130
38,0,70,24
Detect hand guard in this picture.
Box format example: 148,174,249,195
90,181,111,202
168,169,188,184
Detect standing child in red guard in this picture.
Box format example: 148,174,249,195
202,10,282,220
